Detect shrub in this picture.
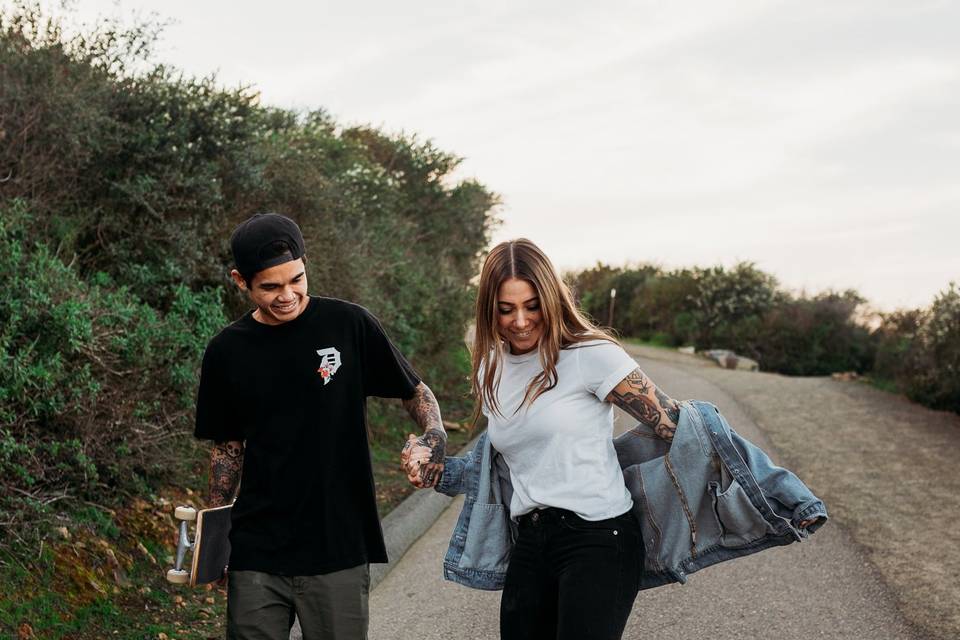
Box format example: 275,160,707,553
739,291,875,376
873,309,923,387
0,201,227,527
568,263,621,326
687,263,780,349
882,284,960,413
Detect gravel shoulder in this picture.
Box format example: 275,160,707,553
626,344,960,640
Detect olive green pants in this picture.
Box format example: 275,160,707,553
227,564,369,640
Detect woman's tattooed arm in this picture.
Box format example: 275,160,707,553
401,382,447,488
606,368,681,442
209,440,244,507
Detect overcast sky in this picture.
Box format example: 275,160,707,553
60,0,959,310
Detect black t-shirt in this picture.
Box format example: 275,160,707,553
194,296,420,575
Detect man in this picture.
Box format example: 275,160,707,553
195,213,446,639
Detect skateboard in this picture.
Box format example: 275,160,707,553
166,504,232,586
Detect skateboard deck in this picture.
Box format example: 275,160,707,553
166,504,232,587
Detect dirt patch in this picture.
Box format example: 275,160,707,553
1,487,228,639
628,344,960,640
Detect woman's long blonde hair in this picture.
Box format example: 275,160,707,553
472,238,617,421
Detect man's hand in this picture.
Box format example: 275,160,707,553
401,429,445,488
400,434,432,487
400,382,447,488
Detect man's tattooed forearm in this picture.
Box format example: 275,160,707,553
209,440,243,507
608,367,679,442
401,383,446,487
402,383,444,433
420,428,446,465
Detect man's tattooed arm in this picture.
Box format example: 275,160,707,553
606,368,681,442
209,440,244,507
400,382,446,488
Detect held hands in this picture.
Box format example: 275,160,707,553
401,428,446,489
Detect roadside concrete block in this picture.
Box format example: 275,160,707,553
703,349,759,372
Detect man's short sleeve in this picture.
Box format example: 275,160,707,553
194,341,244,442
360,309,421,399
575,340,639,401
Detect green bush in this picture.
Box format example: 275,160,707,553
687,263,779,349
571,262,780,350
874,309,923,386
876,284,960,413
737,291,875,376
0,202,227,507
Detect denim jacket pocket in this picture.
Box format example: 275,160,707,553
710,478,775,547
459,502,512,573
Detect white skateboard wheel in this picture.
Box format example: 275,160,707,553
174,506,197,521
166,568,190,584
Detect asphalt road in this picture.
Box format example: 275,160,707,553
367,351,924,639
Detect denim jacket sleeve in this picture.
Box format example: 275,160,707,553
722,418,827,531
434,438,481,497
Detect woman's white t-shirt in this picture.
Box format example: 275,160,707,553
484,339,638,521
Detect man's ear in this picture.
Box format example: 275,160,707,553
230,269,249,291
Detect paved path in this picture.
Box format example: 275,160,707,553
369,350,924,639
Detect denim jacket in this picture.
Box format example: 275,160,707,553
434,400,827,591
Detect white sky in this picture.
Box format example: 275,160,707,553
53,0,960,310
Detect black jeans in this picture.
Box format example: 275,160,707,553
500,507,642,640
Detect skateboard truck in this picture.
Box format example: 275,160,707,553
166,506,197,584
165,503,232,586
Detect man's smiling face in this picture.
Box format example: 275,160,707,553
232,258,309,325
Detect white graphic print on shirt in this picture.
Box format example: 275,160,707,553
315,347,342,385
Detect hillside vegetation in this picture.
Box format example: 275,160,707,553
570,262,960,413
0,4,495,637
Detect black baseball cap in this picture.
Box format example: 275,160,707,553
230,213,306,277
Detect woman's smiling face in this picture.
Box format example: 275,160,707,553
496,277,543,355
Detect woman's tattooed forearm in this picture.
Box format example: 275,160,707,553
209,440,244,507
624,369,651,395
608,367,680,442
655,387,681,424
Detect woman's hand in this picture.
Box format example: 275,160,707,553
401,434,439,488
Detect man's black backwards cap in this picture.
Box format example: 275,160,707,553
230,213,305,278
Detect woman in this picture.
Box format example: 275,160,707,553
404,238,679,639
402,239,815,639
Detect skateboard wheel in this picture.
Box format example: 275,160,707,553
174,506,197,521
166,568,190,584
